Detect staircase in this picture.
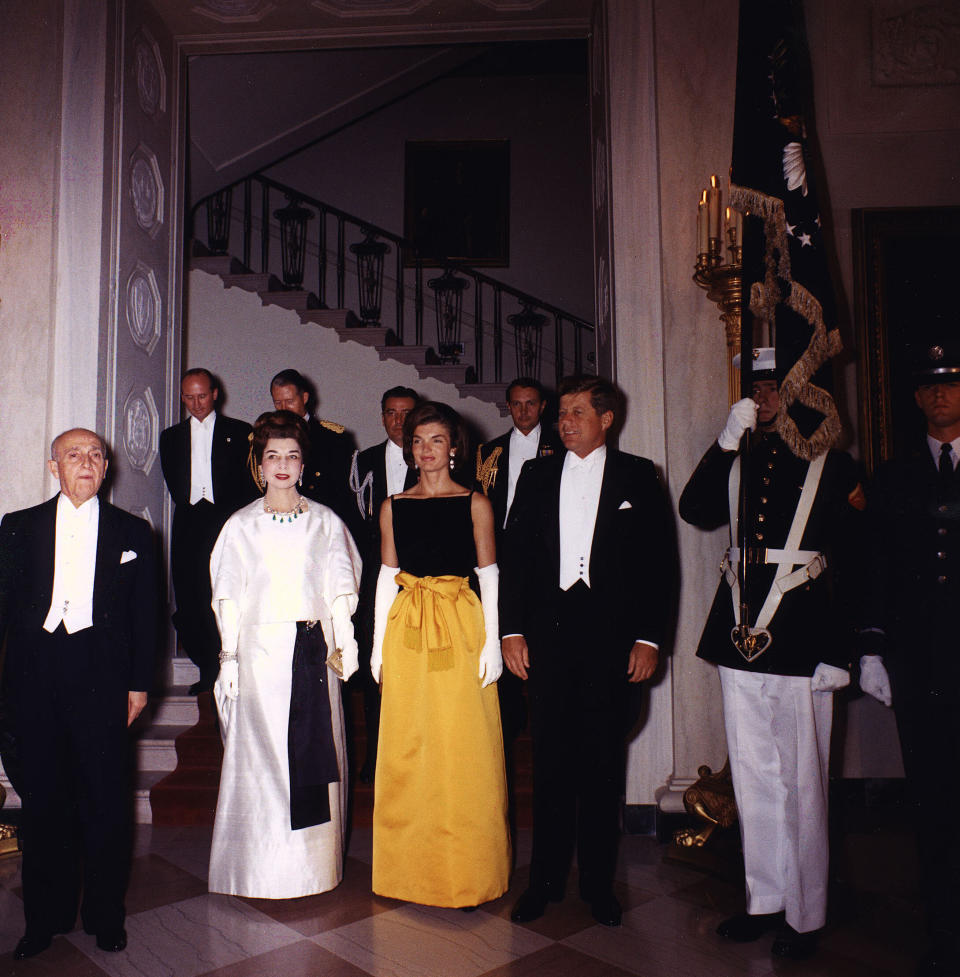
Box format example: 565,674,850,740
190,248,510,413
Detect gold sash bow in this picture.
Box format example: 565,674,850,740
395,572,471,671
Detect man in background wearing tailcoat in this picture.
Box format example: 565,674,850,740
349,385,419,781
859,339,960,977
160,368,254,694
679,347,863,961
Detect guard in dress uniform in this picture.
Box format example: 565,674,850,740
859,339,960,977
679,348,864,961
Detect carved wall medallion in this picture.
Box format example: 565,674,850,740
129,144,164,236
122,386,159,476
873,2,960,86
125,261,163,356
134,30,166,118
192,0,275,22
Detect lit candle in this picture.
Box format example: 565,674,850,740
698,190,709,255
733,208,743,248
708,174,722,241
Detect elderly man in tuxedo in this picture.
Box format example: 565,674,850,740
160,368,254,694
0,429,158,959
349,385,419,781
501,375,672,928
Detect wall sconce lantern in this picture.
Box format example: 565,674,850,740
428,269,469,363
349,231,390,326
274,196,314,289
206,187,232,255
508,302,547,380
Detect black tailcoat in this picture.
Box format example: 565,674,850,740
500,448,673,894
159,412,254,677
0,495,158,937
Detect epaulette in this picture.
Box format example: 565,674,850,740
319,419,346,434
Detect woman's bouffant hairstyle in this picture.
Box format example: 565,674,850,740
402,401,469,472
252,410,310,463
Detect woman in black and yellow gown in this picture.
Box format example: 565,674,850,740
370,401,510,908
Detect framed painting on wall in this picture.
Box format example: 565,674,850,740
853,205,960,475
403,140,510,267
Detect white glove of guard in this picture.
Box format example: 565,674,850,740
371,563,400,685
331,594,359,682
475,563,503,688
218,659,239,700
810,662,850,693
859,655,892,707
718,397,758,451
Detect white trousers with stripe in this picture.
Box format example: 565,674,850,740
718,665,834,933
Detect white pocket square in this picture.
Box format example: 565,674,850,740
120,550,137,564
618,500,632,510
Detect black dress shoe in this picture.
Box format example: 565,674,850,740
95,929,127,953
588,891,622,927
14,934,52,960
771,924,818,960
510,886,562,923
716,911,784,942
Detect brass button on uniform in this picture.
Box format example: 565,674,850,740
937,551,947,560
938,527,948,536
755,532,764,542
938,575,948,584
760,496,768,505
762,477,771,486
757,514,766,523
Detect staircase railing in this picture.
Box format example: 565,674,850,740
189,175,595,387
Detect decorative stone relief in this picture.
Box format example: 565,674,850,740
192,0,275,22
133,29,166,118
122,386,159,476
129,144,164,237
594,138,607,215
125,261,162,356
873,2,960,86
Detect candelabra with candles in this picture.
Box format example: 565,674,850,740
693,174,746,403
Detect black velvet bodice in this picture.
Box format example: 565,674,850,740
391,495,477,578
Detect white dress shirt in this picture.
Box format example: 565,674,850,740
189,412,216,505
385,438,408,497
505,424,541,527
43,494,99,634
559,444,606,590
927,433,960,470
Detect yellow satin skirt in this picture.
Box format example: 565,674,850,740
372,573,511,907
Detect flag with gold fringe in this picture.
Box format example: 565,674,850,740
730,0,842,460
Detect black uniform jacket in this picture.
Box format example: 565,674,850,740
159,412,255,516
0,495,159,695
679,434,862,676
474,426,562,531
865,443,960,690
501,449,673,658
301,416,358,534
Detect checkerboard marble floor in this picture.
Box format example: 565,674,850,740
0,820,925,977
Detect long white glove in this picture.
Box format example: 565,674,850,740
218,660,239,700
216,598,240,700
859,655,892,707
475,563,503,688
718,398,758,451
810,662,850,693
331,594,359,682
371,564,399,685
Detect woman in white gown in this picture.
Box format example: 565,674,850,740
208,410,362,899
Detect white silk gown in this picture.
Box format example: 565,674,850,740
207,498,361,899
